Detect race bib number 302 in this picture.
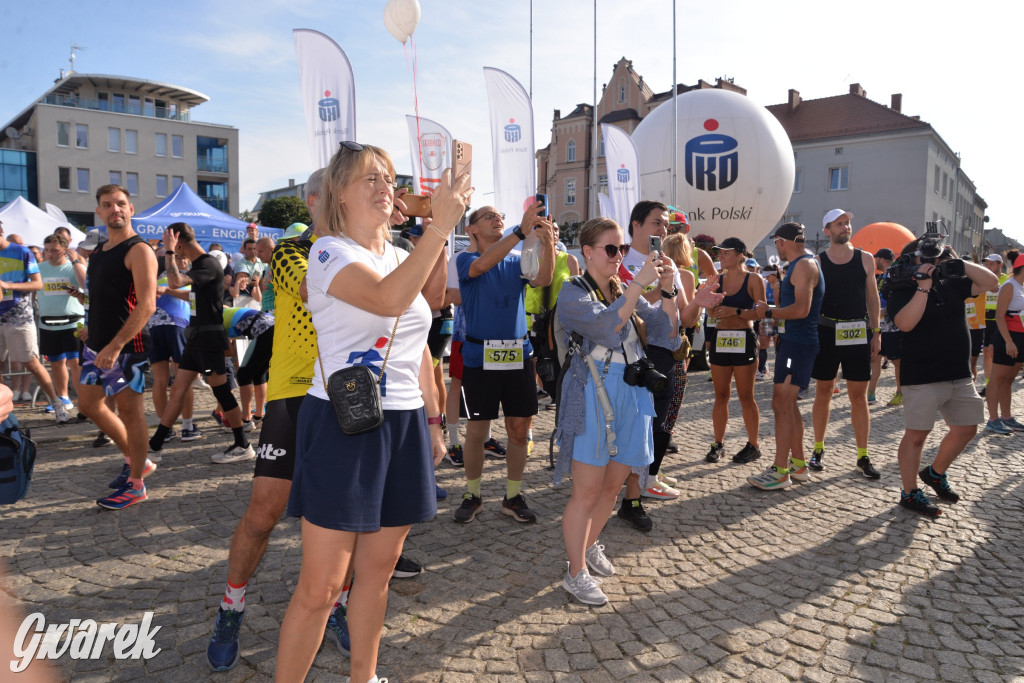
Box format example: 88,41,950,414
835,321,867,346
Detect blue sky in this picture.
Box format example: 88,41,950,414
1,0,1015,240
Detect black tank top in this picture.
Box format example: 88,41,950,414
719,272,755,309
86,235,151,355
819,248,867,319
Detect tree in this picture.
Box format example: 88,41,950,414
258,196,311,229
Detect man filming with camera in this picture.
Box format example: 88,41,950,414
884,231,997,516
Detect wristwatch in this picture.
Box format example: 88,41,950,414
512,226,526,241
661,288,677,299
764,308,773,319
735,307,743,317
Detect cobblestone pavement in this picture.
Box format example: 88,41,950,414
2,369,1023,682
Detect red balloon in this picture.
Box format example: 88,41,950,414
851,222,916,272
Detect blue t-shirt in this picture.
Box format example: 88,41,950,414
457,251,533,368
0,243,39,318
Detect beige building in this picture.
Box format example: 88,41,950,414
0,72,238,227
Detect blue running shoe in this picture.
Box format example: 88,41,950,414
97,481,147,509
985,419,1012,435
436,484,447,501
1001,417,1024,432
207,607,245,671
324,609,350,656
108,459,157,489
484,438,506,458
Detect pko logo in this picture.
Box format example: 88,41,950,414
685,119,738,191
616,164,630,183
317,249,330,264
504,119,521,143
318,90,341,122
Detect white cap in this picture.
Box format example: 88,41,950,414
823,209,853,228
984,253,1003,262
79,228,108,251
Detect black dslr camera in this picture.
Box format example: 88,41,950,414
623,357,669,394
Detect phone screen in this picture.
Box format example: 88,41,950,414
650,236,662,254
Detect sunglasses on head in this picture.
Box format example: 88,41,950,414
338,141,364,151
597,244,629,258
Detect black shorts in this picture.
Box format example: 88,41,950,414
970,328,985,357
992,329,1024,366
708,328,757,367
253,396,305,480
149,325,186,364
427,314,453,362
811,324,872,382
880,331,902,361
39,328,80,362
462,358,538,421
178,330,229,377
237,330,274,386
985,319,999,346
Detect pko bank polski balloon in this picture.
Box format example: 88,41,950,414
633,89,794,248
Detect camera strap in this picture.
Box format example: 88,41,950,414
567,275,619,456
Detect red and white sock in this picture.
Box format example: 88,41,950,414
221,580,246,613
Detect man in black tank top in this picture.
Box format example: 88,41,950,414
809,209,882,479
80,185,159,510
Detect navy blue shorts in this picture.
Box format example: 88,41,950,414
287,396,437,532
149,325,186,364
774,338,817,390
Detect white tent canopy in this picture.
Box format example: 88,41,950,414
0,197,87,247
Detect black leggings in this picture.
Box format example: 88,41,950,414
237,330,274,386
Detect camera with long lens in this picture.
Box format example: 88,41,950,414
623,357,669,393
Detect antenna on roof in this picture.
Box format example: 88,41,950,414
69,43,85,74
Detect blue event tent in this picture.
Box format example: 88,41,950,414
131,183,282,253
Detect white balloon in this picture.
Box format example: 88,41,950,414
383,0,422,44
633,89,794,249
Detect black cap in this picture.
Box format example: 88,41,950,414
718,236,747,253
874,248,895,260
769,222,805,242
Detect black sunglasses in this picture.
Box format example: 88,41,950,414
597,244,629,258
338,141,364,151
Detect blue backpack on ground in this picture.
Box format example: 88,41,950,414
0,415,36,505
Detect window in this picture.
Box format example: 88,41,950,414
126,130,138,154
934,165,940,193
599,136,605,157
197,137,228,172
598,174,608,194
57,122,70,147
108,127,121,152
198,180,228,211
128,95,141,115
58,167,71,191
942,172,948,198
828,166,849,191
126,172,139,196
76,168,89,193
76,125,89,148
109,171,122,186
155,133,167,157
618,86,625,103
171,135,183,158
567,140,576,163
156,174,168,197
793,169,803,193
144,98,155,117
172,175,184,190
97,92,109,111
155,99,168,118
113,93,125,113
565,178,576,206
835,147,843,155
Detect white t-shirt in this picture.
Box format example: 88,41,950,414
620,248,684,292
446,252,461,289
305,235,431,410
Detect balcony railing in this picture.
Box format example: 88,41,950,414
40,94,191,122
197,158,228,174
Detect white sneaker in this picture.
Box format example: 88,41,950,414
211,443,255,464
241,420,255,433
656,471,678,487
562,563,608,606
192,375,210,389
53,402,72,425
585,541,615,577
641,480,681,499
